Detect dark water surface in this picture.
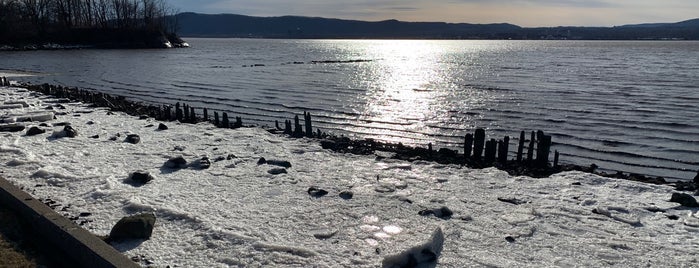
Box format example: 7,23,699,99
2,39,698,180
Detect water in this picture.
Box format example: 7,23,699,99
1,39,698,180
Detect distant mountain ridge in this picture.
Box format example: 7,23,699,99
174,13,699,40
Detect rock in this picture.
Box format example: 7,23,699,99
505,236,516,243
158,123,168,130
418,206,453,219
571,182,582,186
497,197,528,205
89,135,100,139
164,156,187,169
382,228,443,268
313,229,338,240
257,157,267,165
125,134,140,144
268,168,287,175
196,156,211,169
226,154,236,160
63,125,78,138
258,157,292,168
25,126,46,136
213,156,226,162
308,187,328,198
128,171,154,185
670,193,699,207
0,124,25,132
86,120,95,125
339,191,354,200
107,213,156,242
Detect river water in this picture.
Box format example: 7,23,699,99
1,39,697,180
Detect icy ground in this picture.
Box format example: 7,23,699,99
1,85,699,267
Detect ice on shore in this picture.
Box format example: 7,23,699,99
1,85,699,267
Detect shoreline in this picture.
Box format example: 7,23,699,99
2,82,699,266
15,80,686,186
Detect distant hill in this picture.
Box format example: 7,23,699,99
173,13,699,40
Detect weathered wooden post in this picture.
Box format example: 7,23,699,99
203,108,208,122
284,120,292,135
536,133,552,167
498,136,509,164
234,117,242,128
293,115,303,137
473,128,486,160
484,139,497,164
275,120,282,130
464,134,473,159
554,150,560,168
190,107,196,123
428,143,433,151
517,131,525,162
175,102,183,122
304,112,313,138
183,104,190,122
527,131,535,162
222,112,230,128
214,112,220,126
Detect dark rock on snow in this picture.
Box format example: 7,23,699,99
0,124,25,132
497,197,528,205
89,135,99,139
25,126,46,136
128,171,154,185
125,134,140,144
107,213,156,242
339,191,354,200
308,187,329,198
158,123,168,130
195,156,211,169
63,125,78,138
418,206,453,219
164,156,187,169
268,168,287,175
257,157,291,168
670,192,699,207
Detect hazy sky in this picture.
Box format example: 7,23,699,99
169,0,699,27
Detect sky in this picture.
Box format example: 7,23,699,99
169,0,699,27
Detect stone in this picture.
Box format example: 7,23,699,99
308,187,329,198
266,159,292,168
164,156,187,169
670,193,699,207
139,115,149,120
125,134,141,144
89,135,100,139
158,123,168,130
107,213,156,242
196,156,211,169
268,168,287,175
339,191,354,200
0,124,25,132
63,125,78,138
25,126,46,136
257,157,267,165
128,171,154,185
418,206,453,219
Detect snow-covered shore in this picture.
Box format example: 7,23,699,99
1,85,699,267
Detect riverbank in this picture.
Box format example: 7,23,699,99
2,82,699,266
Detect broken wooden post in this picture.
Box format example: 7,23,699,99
190,107,196,123
498,136,509,164
304,112,313,138
183,104,190,122
284,120,292,135
484,138,497,164
464,134,473,159
527,131,535,162
203,108,208,122
517,131,525,162
234,117,242,128
275,120,282,130
293,115,303,137
536,132,552,167
473,128,486,160
214,112,220,126
221,112,230,128
554,150,560,168
175,102,183,122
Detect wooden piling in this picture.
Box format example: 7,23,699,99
473,128,486,159
275,120,282,130
203,108,208,122
464,134,473,159
190,107,196,123
214,112,220,126
284,120,292,135
554,150,560,168
484,138,497,164
293,115,303,137
517,131,525,162
536,134,552,167
304,112,313,138
183,104,190,122
222,113,229,128
175,103,183,122
428,143,433,151
527,131,535,162
498,136,509,164
234,117,242,128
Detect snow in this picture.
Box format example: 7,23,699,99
1,85,699,267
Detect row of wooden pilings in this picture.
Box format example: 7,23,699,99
460,128,558,168
1,76,10,87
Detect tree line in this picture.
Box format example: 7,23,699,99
0,0,179,46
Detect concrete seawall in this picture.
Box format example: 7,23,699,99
0,177,138,268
